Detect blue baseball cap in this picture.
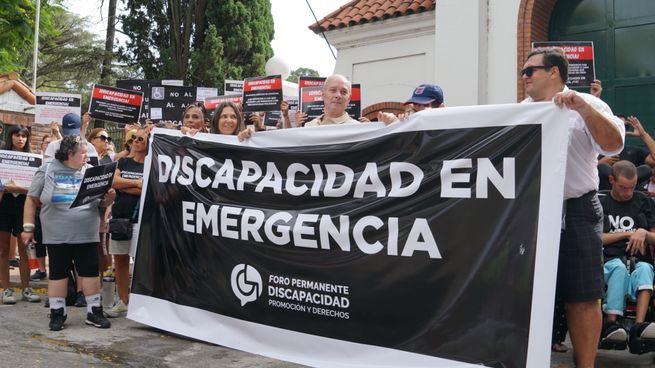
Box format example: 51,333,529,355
62,113,81,136
405,84,444,106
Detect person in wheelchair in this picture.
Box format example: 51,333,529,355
599,160,655,353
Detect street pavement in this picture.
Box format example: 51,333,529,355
5,270,655,367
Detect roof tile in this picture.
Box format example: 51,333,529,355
309,0,435,33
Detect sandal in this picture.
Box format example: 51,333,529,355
551,343,568,353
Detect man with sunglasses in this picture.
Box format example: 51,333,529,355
522,47,624,367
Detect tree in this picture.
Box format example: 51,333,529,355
17,10,108,96
99,0,118,84
120,0,274,88
0,0,61,74
286,67,320,83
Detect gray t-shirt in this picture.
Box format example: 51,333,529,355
28,160,100,244
44,139,99,166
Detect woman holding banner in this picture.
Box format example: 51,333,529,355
210,102,246,136
22,136,114,330
106,129,147,318
0,125,41,305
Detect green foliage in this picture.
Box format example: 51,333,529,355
18,10,105,93
0,0,62,74
287,67,320,83
120,0,274,88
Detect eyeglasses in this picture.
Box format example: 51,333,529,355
520,65,550,77
95,135,111,142
134,136,146,142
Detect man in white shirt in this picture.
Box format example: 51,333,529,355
522,47,624,367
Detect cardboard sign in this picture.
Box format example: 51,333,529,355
264,111,283,128
0,150,42,187
89,84,144,125
224,80,244,96
35,92,82,125
148,86,200,125
116,80,184,122
204,95,243,111
532,41,595,87
242,75,283,112
70,161,118,208
346,84,361,120
300,86,324,121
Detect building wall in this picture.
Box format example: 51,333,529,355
435,0,522,106
327,11,436,108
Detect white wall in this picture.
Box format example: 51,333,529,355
0,89,33,114
326,12,435,109
435,0,521,106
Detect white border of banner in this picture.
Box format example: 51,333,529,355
132,102,569,367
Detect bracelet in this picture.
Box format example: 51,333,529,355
23,223,35,231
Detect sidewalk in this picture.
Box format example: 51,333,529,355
7,262,655,367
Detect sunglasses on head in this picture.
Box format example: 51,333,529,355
520,65,550,77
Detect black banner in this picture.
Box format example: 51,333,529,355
70,162,118,208
242,75,283,112
89,84,144,125
116,80,185,122
148,85,198,124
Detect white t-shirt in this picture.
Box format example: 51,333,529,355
522,87,625,199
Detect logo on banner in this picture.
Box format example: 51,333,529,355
151,87,165,100
231,264,263,306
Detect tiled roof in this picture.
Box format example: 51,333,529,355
309,0,435,33
0,72,35,105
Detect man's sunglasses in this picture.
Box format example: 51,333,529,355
520,65,550,77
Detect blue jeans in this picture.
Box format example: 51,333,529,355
603,258,654,316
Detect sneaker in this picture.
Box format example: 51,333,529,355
86,306,111,328
31,270,47,281
74,292,87,307
8,258,19,268
631,322,655,340
601,320,628,342
48,308,67,331
2,288,16,305
22,288,41,303
104,299,128,318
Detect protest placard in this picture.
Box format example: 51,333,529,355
532,41,595,87
149,86,217,124
242,75,283,112
224,80,244,96
89,84,143,125
203,95,243,111
346,84,361,120
70,161,117,208
0,150,42,187
300,86,324,121
116,80,184,122
35,92,81,125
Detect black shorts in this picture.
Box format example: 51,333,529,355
46,243,99,280
557,191,604,303
0,194,25,236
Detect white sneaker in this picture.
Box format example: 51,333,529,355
3,288,16,304
22,287,41,303
104,299,128,318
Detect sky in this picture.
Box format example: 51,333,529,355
63,0,351,78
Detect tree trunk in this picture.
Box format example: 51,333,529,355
99,0,117,84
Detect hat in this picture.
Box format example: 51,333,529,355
404,84,444,106
62,113,81,136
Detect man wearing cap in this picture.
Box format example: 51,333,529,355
44,112,99,166
377,84,445,124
